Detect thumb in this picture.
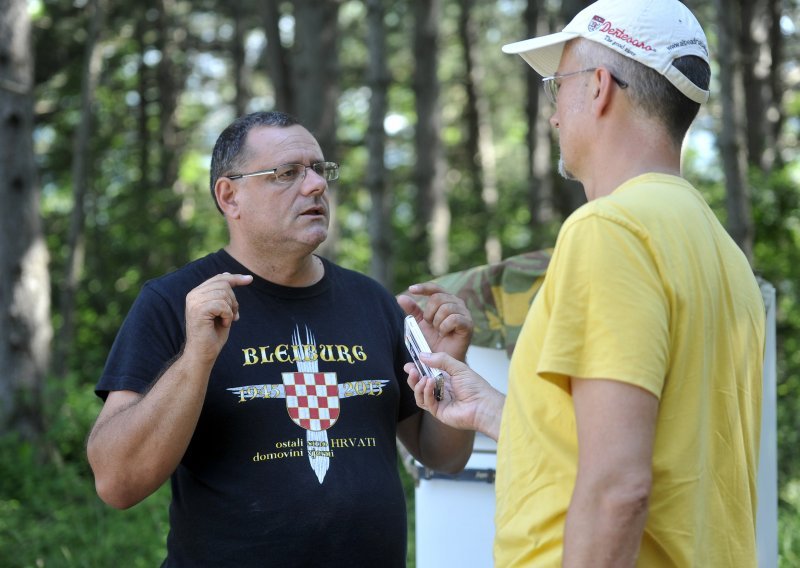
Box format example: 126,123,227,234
419,351,464,376
223,273,254,288
396,293,423,319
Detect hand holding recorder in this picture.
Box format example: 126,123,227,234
404,316,445,400
402,350,504,441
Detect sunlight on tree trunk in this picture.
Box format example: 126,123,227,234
460,0,501,265
55,0,104,379
366,0,394,288
414,0,449,276
714,0,754,261
0,0,52,439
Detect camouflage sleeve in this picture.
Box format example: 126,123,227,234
428,250,551,355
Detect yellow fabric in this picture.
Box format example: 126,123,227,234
490,282,546,330
494,174,765,567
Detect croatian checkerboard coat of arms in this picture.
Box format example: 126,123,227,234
282,372,340,431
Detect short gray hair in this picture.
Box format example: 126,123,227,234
571,39,710,144
209,111,302,213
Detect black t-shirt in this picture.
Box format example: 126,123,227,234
96,250,419,567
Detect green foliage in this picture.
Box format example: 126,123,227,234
780,480,800,567
16,0,800,565
0,427,170,567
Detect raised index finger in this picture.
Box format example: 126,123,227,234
407,282,446,297
397,281,448,317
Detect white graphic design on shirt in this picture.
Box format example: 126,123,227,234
227,325,388,484
291,326,331,482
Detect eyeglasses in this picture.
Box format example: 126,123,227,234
225,161,340,185
541,68,628,105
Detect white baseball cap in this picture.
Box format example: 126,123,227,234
502,0,710,104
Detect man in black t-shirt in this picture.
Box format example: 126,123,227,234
87,111,475,567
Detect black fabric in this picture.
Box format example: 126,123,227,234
96,250,418,567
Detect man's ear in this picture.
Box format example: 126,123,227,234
591,68,615,116
215,178,240,218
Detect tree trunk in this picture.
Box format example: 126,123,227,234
739,0,768,168
365,0,393,288
292,0,340,260
54,0,104,379
524,0,558,245
155,0,192,270
0,0,52,439
261,0,293,114
766,0,784,169
714,0,754,260
232,3,249,118
136,14,151,198
156,0,181,193
413,0,449,276
459,0,500,264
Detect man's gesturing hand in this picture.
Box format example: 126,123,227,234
397,282,473,362
184,273,253,364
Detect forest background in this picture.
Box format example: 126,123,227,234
1,0,799,566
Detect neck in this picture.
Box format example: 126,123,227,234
581,161,682,201
579,118,683,201
224,244,324,287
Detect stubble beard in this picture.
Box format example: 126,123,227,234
558,155,577,181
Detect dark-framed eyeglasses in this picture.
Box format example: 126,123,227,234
225,161,340,185
541,68,628,105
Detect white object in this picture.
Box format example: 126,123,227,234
758,281,778,568
501,0,710,104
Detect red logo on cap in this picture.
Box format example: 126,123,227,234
588,15,605,32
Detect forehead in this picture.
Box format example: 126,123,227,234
242,124,322,165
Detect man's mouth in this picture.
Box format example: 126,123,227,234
300,205,326,217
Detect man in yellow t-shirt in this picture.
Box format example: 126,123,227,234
404,0,766,566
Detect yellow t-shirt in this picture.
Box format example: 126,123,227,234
494,174,765,567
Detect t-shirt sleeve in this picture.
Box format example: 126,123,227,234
536,213,670,398
94,282,186,400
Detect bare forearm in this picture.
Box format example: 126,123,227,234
87,353,213,508
562,482,649,567
566,377,657,566
417,415,476,473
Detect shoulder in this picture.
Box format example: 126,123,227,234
323,259,389,292
322,259,403,311
560,175,681,242
559,199,642,244
147,250,236,293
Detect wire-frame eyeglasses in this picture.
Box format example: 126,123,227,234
225,161,340,185
541,68,628,105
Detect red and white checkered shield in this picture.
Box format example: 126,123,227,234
281,372,340,431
